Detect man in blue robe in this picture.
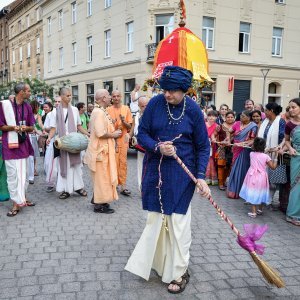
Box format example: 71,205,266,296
125,66,210,294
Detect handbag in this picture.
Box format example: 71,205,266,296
268,155,287,184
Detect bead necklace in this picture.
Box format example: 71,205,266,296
96,104,113,124
166,97,186,125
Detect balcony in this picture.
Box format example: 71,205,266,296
146,43,158,63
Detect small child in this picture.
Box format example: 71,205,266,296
239,137,278,218
205,110,218,185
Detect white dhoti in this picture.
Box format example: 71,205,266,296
44,140,58,188
56,154,84,194
137,152,144,191
5,159,28,206
125,205,192,283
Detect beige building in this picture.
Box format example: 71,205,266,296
0,6,10,86
42,0,300,111
7,0,44,82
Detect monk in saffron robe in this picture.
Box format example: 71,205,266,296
84,89,121,213
107,90,132,196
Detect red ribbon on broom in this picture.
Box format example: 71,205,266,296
171,151,285,288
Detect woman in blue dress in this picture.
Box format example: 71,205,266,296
125,66,210,294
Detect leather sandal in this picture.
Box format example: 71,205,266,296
75,189,87,197
168,276,188,294
7,209,20,217
120,189,131,196
59,192,70,199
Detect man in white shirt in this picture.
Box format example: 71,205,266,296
130,84,140,116
46,87,89,199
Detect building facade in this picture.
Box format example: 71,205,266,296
0,7,10,86
41,0,300,111
7,0,44,82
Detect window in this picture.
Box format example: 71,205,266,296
71,2,77,24
72,42,77,65
18,20,21,32
58,10,63,30
105,0,111,8
72,86,79,104
6,47,8,61
1,50,3,63
155,15,174,43
124,78,135,105
12,49,15,64
19,47,22,62
103,81,113,94
59,47,64,69
104,30,111,57
26,15,30,28
87,0,92,16
27,42,31,58
126,21,134,52
239,22,251,53
48,51,52,72
87,83,94,103
47,17,51,36
87,36,93,62
36,36,40,53
272,27,283,57
202,17,215,50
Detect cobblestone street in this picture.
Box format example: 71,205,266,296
0,152,300,300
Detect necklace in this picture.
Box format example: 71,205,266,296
96,104,113,124
166,97,186,125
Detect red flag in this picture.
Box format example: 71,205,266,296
180,0,186,19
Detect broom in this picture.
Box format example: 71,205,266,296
172,152,285,288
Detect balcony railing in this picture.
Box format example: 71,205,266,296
146,43,158,62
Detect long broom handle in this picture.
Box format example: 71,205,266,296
173,153,240,237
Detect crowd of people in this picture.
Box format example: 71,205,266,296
202,98,300,225
0,75,299,294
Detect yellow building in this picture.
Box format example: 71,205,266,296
7,0,44,82
41,0,300,111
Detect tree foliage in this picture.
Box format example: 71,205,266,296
0,78,71,100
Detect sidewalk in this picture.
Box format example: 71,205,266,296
0,153,299,299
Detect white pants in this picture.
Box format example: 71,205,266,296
56,155,84,194
137,152,144,191
27,156,35,181
44,140,58,188
125,206,191,283
5,158,28,206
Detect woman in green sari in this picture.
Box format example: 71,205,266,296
284,98,300,226
0,130,10,201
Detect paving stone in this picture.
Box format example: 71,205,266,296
41,283,62,294
1,155,298,299
62,282,81,293
20,285,40,296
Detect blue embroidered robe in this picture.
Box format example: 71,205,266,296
138,94,210,215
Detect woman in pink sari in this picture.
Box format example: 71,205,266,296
227,110,258,199
205,110,218,185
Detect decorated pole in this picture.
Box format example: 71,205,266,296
172,152,285,288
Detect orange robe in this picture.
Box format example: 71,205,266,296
84,107,118,203
107,105,132,186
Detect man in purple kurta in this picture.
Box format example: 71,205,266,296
125,66,211,294
0,82,35,216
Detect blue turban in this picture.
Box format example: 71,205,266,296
158,66,193,93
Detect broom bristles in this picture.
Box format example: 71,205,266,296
250,252,285,288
